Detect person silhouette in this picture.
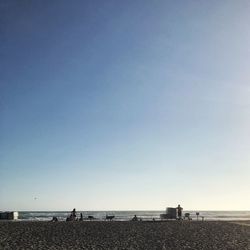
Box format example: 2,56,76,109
176,204,183,220
70,208,77,221
132,215,138,221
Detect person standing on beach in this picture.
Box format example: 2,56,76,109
176,205,183,220
70,208,77,221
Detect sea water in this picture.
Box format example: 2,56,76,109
18,210,250,221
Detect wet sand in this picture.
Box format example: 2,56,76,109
0,220,250,249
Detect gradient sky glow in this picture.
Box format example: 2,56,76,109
1,0,250,211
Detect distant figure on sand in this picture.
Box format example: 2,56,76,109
176,204,183,220
66,208,77,221
51,216,58,222
71,208,76,220
132,215,138,221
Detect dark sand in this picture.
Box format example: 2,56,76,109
0,221,250,249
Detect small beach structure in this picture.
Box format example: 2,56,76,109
0,211,18,220
160,207,177,220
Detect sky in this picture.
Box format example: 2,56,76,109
0,0,250,211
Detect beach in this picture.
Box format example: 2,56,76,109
0,221,250,249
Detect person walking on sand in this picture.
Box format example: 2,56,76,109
176,204,183,220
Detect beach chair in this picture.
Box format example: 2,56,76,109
106,215,115,221
184,213,191,220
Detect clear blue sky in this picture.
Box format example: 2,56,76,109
1,0,250,211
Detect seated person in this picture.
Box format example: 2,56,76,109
51,216,58,222
132,215,138,221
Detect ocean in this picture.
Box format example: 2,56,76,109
18,210,250,221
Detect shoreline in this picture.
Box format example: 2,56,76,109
3,219,250,222
15,210,250,222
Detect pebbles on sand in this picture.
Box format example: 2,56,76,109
0,221,250,249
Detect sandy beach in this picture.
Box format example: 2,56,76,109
0,221,250,249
